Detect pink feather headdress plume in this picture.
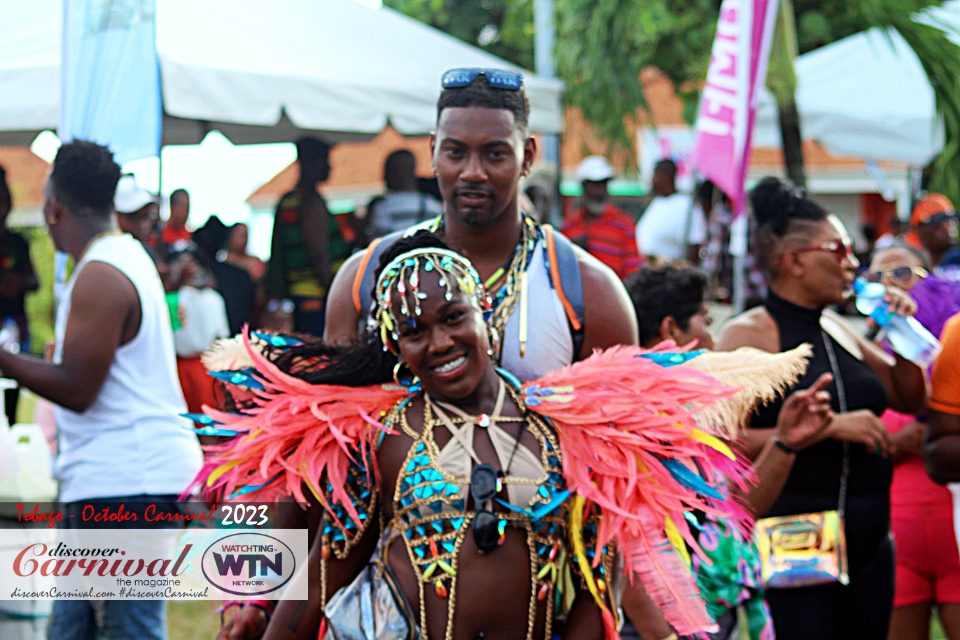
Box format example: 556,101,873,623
189,330,408,527
523,343,810,636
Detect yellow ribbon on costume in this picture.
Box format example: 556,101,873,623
664,516,691,566
207,459,241,486
568,494,608,612
688,428,736,460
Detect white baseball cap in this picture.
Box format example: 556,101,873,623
577,156,615,182
114,174,156,214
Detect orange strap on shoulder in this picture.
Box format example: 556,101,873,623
352,238,383,313
542,224,582,331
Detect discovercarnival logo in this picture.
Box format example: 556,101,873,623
201,533,296,597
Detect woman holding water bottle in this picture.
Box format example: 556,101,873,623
866,244,960,640
717,177,927,640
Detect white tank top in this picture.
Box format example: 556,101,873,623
53,234,202,503
499,241,574,380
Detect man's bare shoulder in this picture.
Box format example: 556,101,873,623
570,243,639,352
572,243,622,292
716,305,778,352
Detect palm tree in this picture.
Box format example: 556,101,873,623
768,0,960,196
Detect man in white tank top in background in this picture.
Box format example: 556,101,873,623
0,141,202,640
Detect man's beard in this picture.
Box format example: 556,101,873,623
452,206,501,228
451,185,501,227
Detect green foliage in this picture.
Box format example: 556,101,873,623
871,6,960,204
22,227,56,356
384,0,535,69
555,0,718,161
386,0,960,195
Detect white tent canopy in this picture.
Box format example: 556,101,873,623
0,0,564,147
753,27,944,166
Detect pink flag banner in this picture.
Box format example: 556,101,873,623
690,0,779,216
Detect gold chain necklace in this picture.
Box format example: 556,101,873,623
430,214,541,360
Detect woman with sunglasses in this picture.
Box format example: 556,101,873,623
867,243,960,640
201,231,809,640
716,177,926,640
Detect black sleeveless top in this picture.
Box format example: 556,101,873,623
752,292,891,516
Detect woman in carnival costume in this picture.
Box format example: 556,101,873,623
196,231,815,640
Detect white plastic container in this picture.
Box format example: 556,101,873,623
0,424,58,505
0,378,58,510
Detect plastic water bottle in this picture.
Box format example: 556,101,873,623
853,277,942,368
0,318,20,354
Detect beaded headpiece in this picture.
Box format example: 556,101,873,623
373,248,489,352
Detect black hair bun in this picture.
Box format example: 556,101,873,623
750,176,825,236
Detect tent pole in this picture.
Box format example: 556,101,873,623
535,0,562,225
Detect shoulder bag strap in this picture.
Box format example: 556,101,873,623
820,329,851,518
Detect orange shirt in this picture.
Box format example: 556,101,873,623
930,312,960,415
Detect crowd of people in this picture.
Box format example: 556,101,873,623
3,67,960,640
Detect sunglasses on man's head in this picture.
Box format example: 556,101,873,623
864,265,928,285
470,463,505,552
442,68,524,91
918,211,958,227
776,239,855,265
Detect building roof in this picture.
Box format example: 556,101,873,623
0,147,49,227
0,147,48,208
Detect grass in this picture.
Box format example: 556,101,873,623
168,601,222,638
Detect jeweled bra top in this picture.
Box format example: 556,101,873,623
319,370,613,640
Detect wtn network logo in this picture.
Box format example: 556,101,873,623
201,533,297,596
213,546,283,578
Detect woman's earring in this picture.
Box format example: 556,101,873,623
487,327,501,359
393,360,421,392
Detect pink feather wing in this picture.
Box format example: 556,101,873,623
524,345,754,635
191,332,407,525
